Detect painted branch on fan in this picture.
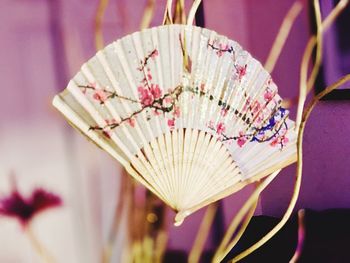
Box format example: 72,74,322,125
77,42,291,150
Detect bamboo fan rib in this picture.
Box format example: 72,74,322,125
53,25,297,225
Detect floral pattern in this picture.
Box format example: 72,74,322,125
78,37,291,150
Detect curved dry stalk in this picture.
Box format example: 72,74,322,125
174,0,186,24
187,0,202,25
101,172,127,263
264,0,303,73
290,209,306,263
217,197,258,262
305,0,323,93
295,0,322,130
154,229,169,263
283,0,349,109
213,170,281,262
140,0,156,30
94,0,109,50
188,203,218,263
162,0,173,25
27,225,56,263
228,74,350,263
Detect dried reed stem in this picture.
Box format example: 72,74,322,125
227,65,350,263
94,0,109,50
283,0,349,108
264,1,303,73
101,172,127,263
188,203,218,263
162,0,173,25
187,0,202,25
213,170,281,262
295,0,322,130
174,0,186,24
140,0,156,30
27,225,56,263
290,209,306,263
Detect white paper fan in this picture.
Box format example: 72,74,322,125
53,25,297,225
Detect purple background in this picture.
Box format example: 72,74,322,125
0,0,349,261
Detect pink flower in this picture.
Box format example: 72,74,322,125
150,84,162,99
251,100,261,115
0,186,62,226
147,73,152,81
270,135,289,147
167,119,175,129
93,89,108,103
105,118,117,125
150,49,159,59
242,97,251,113
208,120,215,129
216,122,226,135
102,131,111,139
237,132,247,147
264,89,274,102
153,109,161,116
236,64,247,81
127,118,135,127
173,106,180,118
221,108,228,117
200,83,205,92
138,86,154,106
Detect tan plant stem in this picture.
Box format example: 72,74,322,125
154,227,169,263
227,75,350,263
27,225,56,263
101,172,127,263
213,170,281,262
162,0,173,25
283,0,349,108
264,1,303,73
94,0,109,50
174,0,186,24
140,0,156,30
218,197,258,262
187,0,202,25
188,203,218,263
290,209,306,263
295,0,322,130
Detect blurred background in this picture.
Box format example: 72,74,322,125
0,0,349,262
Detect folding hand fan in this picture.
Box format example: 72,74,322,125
53,25,297,225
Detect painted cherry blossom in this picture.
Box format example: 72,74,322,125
81,42,290,150
264,88,275,102
173,106,181,118
138,86,154,106
167,119,175,129
237,132,247,147
216,122,226,135
270,132,289,148
127,118,136,127
150,84,162,99
93,89,108,103
236,64,247,81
